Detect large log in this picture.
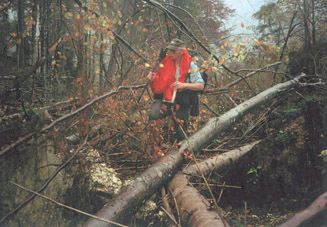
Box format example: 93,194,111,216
168,173,228,227
85,75,307,226
166,141,260,226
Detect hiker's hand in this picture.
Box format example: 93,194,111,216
172,81,186,91
147,72,156,83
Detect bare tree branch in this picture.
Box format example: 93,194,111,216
0,84,146,157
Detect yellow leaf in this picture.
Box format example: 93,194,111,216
65,12,73,19
220,45,224,50
211,66,218,72
159,64,164,68
96,69,101,74
218,57,224,65
12,33,17,37
84,24,91,31
270,37,275,42
145,63,150,68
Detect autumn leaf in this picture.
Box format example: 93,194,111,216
241,23,244,28
49,2,56,9
84,24,92,31
218,57,224,66
145,63,150,68
65,12,73,19
211,66,218,72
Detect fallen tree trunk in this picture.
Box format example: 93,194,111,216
184,140,261,176
168,173,228,227
279,191,327,227
85,75,308,226
166,141,260,226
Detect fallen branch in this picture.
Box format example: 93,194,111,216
206,62,282,95
9,181,127,227
85,75,309,226
0,84,146,157
183,140,261,176
279,191,327,227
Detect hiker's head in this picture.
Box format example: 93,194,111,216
167,38,185,60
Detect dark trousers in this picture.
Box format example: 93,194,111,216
149,99,190,141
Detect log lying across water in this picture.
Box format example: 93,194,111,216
85,75,308,226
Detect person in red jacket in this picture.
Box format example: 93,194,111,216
147,38,204,141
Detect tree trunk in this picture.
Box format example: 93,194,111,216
17,0,25,69
166,141,260,226
168,173,228,227
183,140,261,176
85,75,308,226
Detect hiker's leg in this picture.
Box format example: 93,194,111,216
148,99,163,120
173,105,190,141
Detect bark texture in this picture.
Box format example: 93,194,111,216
279,191,327,227
85,75,306,226
184,140,261,176
168,173,228,227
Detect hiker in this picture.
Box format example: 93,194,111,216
146,38,205,141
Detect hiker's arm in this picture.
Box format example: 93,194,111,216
172,81,204,91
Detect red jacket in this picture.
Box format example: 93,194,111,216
150,49,191,101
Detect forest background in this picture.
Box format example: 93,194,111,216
0,0,327,226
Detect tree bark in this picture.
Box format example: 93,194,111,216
85,74,308,226
183,140,261,176
168,173,228,227
166,141,260,226
279,191,327,227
